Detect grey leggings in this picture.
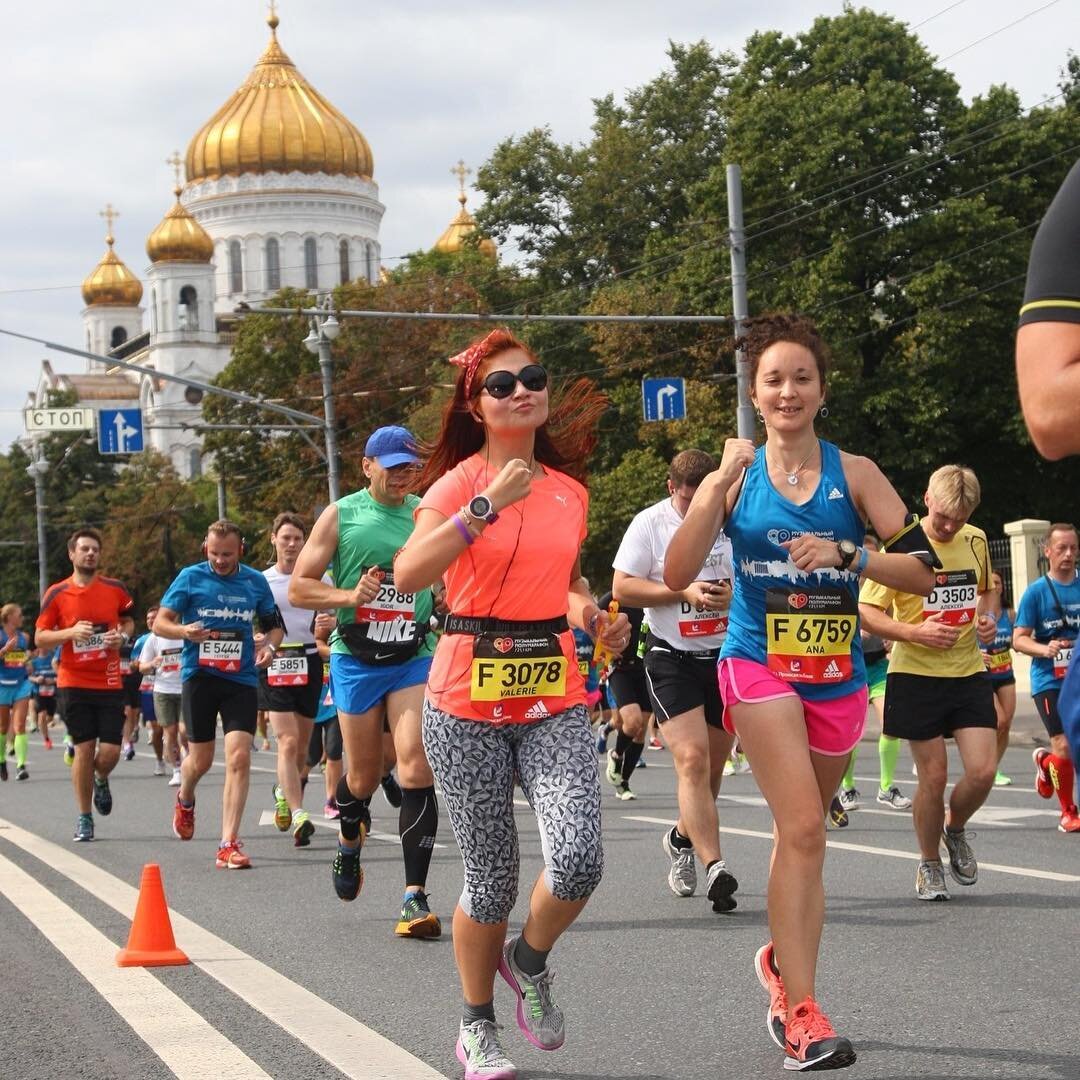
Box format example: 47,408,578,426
421,701,604,924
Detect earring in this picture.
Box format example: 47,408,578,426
755,409,764,424
819,404,829,418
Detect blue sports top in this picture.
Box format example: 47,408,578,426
0,630,30,687
160,562,278,686
979,609,1014,682
1015,575,1080,695
721,440,866,700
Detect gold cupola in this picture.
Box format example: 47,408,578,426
185,11,373,183
82,205,144,307
146,184,215,263
435,161,497,260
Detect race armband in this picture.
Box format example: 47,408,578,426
882,514,942,569
257,606,286,633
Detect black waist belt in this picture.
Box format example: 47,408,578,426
444,615,569,636
645,632,720,662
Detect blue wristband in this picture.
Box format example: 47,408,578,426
855,545,869,574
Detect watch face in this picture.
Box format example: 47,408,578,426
469,496,491,519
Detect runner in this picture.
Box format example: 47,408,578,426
0,604,33,781
393,329,628,1080
261,512,327,848
130,606,166,775
665,314,935,1071
307,612,343,819
613,449,740,910
289,425,443,936
859,464,999,901
1012,523,1080,832
35,528,135,841
28,646,58,750
135,612,185,786
154,520,283,868
980,570,1016,786
119,627,143,762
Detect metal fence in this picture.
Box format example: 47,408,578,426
989,533,1049,610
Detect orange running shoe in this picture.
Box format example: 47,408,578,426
1058,808,1080,833
754,941,788,1049
216,839,251,869
1033,748,1054,800
783,997,855,1072
172,795,195,840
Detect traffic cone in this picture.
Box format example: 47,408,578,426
116,863,189,967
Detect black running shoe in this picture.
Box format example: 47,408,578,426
380,772,403,809
706,860,738,912
0,761,7,781
93,776,113,816
332,843,364,901
16,765,28,781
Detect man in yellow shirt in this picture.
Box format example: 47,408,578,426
859,466,998,901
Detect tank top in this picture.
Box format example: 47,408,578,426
980,608,1014,681
721,440,866,700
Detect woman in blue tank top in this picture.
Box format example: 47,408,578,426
980,569,1015,785
664,315,934,1072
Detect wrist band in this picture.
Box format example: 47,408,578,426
855,546,869,575
452,513,475,547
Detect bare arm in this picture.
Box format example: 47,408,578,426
35,622,94,650
859,602,959,650
1016,322,1080,460
393,508,475,594
153,606,209,643
289,504,356,610
1012,624,1072,660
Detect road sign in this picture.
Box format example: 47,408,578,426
24,407,95,433
98,408,144,454
642,377,687,422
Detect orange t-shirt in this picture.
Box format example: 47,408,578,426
418,455,588,724
36,575,134,691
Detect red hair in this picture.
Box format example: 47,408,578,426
418,329,607,487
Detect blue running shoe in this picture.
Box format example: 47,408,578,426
73,813,94,842
93,776,113,816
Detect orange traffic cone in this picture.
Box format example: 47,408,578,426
116,863,189,967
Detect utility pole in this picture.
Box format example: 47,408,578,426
726,163,754,441
217,475,227,520
303,294,342,503
26,456,49,601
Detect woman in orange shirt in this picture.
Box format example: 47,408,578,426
395,329,629,1080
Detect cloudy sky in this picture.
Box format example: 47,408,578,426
1,0,1074,449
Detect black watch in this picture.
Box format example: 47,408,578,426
836,539,859,571
467,495,500,525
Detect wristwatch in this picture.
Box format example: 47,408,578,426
836,539,859,571
466,494,499,526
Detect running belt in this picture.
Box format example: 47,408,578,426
444,615,569,636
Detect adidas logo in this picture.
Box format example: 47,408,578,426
823,659,842,678
827,487,844,500
524,700,550,719
958,612,971,623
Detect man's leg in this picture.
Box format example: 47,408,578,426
72,740,96,813
220,728,254,841
336,703,386,849
270,710,304,811
910,737,949,861
707,722,736,799
663,707,723,863
948,726,998,831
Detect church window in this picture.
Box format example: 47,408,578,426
229,240,243,294
179,286,199,331
339,239,350,284
304,237,318,289
265,239,281,291
110,326,127,349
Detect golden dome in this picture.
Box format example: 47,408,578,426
82,233,143,307
435,192,497,260
185,12,373,183
146,186,215,263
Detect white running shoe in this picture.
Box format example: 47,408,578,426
153,759,166,777
168,767,182,787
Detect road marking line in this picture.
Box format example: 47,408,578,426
0,850,270,1080
255,810,447,847
623,815,1080,883
0,818,447,1080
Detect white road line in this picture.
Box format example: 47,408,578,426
0,850,270,1080
0,818,447,1080
623,814,1080,883
255,809,448,847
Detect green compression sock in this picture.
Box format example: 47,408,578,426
842,747,857,789
14,733,28,768
879,734,900,791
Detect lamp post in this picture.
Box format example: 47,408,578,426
303,293,341,504
26,456,49,601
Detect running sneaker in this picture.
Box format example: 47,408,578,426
942,826,978,886
1033,748,1054,799
615,782,637,801
876,786,912,810
498,935,564,1051
43,737,52,750
16,765,28,781
754,941,788,1049
92,776,113,816
380,771,403,809
827,796,848,829
0,761,6,781
993,771,1012,787
332,842,364,901
395,890,443,938
63,739,74,767
594,721,612,754
838,788,860,812
723,758,736,778
172,795,195,840
735,752,752,774
73,813,94,842
1058,808,1080,833
604,749,622,787
706,859,738,913
661,828,697,896
636,755,647,769
153,759,166,777
783,996,856,1072
915,859,951,901
271,783,292,831
324,797,340,820
145,727,155,745
168,767,182,787
122,742,135,762
215,839,251,869
456,1019,517,1080
292,809,315,847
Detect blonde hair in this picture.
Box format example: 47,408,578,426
0,603,20,624
926,465,981,516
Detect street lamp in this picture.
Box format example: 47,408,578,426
304,293,342,503
26,456,49,602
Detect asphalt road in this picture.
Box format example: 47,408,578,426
1,729,1076,1080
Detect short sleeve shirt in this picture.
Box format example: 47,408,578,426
1015,575,1080,694
1019,158,1080,327
137,632,184,695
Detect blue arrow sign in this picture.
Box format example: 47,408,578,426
642,377,687,422
98,408,144,454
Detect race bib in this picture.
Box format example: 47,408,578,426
4,650,27,669
1054,645,1074,681
470,633,568,703
355,571,416,624
38,684,55,698
578,659,590,677
267,644,309,687
73,624,110,662
198,630,244,672
983,650,1012,677
159,648,182,675
765,587,858,684
678,606,729,639
119,658,132,675
923,570,978,627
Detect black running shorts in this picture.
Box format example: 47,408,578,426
883,671,996,741
308,715,343,766
1033,689,1064,738
121,672,142,709
35,694,56,716
643,636,723,728
59,689,125,746
608,667,652,714
258,652,323,718
182,675,258,743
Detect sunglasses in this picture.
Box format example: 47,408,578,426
480,364,548,399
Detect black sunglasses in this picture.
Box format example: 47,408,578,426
480,364,548,399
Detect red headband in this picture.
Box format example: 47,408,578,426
448,329,505,398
